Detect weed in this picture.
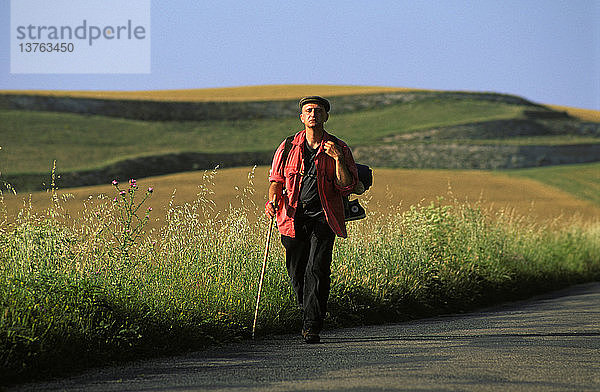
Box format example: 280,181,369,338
0,169,598,383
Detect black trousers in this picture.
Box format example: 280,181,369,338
281,215,336,332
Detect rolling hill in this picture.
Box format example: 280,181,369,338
0,85,599,199
0,85,417,102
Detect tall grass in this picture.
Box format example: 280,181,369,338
1,169,599,383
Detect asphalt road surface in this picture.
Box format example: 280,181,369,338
8,283,600,392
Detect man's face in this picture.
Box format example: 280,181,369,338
300,103,328,128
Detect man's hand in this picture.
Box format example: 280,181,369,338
323,141,353,188
266,182,282,218
265,200,277,218
323,141,342,161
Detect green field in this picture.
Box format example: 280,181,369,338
0,99,525,175
504,162,600,205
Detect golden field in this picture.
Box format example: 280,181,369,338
2,167,599,230
0,85,421,102
2,85,597,122
547,105,600,123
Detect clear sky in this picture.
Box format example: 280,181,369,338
1,0,598,109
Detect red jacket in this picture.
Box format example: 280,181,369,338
269,130,358,238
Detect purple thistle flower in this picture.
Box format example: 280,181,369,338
129,179,136,186
148,207,153,212
112,180,118,186
148,187,154,193
120,190,126,196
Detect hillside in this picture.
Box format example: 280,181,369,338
0,88,542,121
1,86,599,192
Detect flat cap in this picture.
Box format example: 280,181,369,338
299,96,330,112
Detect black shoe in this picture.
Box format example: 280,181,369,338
302,329,321,344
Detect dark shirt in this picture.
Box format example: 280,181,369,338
298,141,323,218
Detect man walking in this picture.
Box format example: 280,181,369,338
266,96,358,343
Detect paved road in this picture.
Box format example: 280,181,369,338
8,283,600,392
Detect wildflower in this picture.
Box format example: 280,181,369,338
113,197,118,202
148,187,154,193
112,180,118,186
129,179,136,187
148,207,153,212
120,190,126,196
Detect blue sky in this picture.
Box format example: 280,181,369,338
1,0,598,109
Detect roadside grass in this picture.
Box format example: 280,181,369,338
0,99,525,175
1,169,599,383
502,162,600,206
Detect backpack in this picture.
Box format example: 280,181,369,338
280,135,372,221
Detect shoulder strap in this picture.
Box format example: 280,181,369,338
280,133,341,168
281,135,294,167
277,135,295,191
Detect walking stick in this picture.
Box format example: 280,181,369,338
252,207,276,339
